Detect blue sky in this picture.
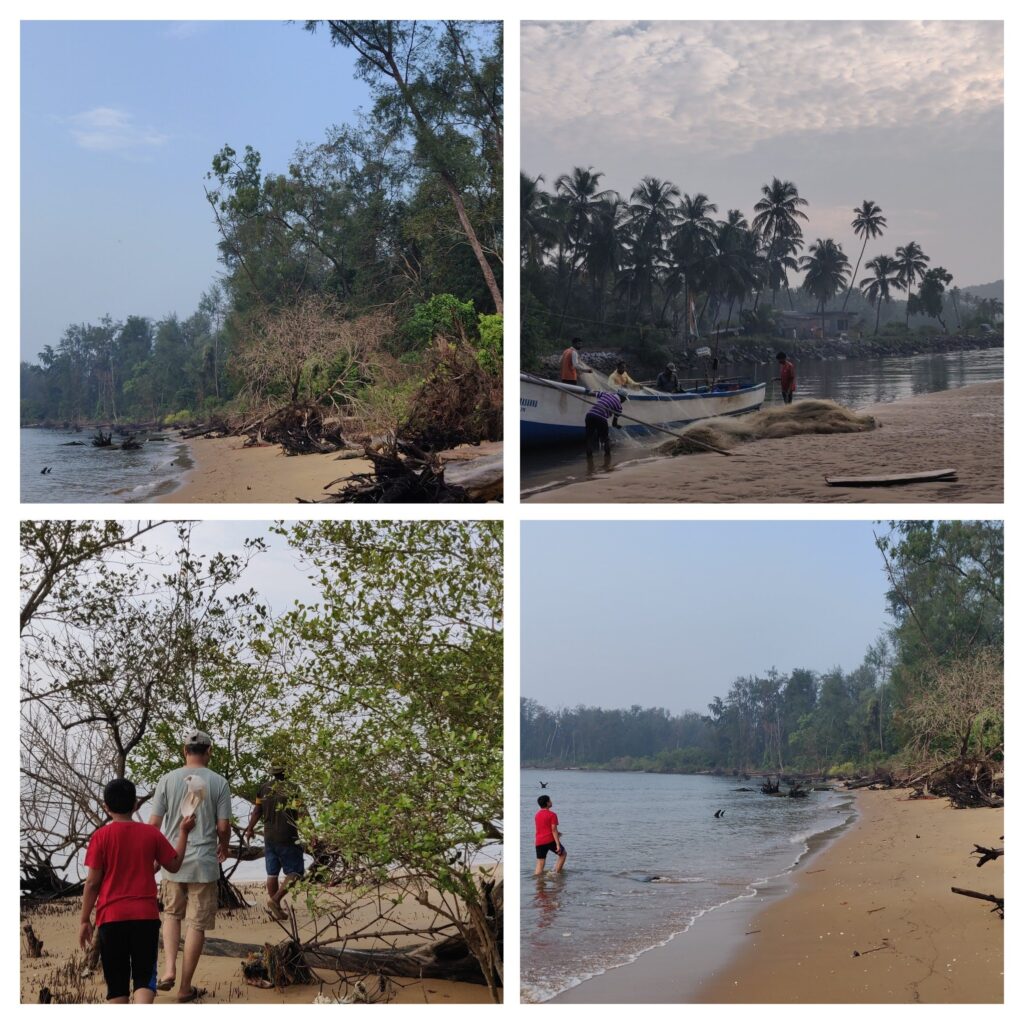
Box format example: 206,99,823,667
21,20,370,360
521,520,892,715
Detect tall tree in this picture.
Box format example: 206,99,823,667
800,238,850,339
893,241,930,327
860,254,901,335
842,200,887,310
752,177,808,307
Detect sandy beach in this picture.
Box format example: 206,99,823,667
21,881,493,1004
159,437,503,503
525,381,1003,503
555,789,1002,1003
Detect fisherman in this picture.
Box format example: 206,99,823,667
655,362,680,393
244,762,306,921
560,338,587,386
534,795,567,875
608,361,639,390
148,729,232,1003
79,779,195,1004
584,388,626,457
776,351,796,404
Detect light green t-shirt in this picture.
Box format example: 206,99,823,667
152,766,232,883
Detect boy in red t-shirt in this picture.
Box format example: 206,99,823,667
80,778,195,1003
776,351,796,404
534,795,567,875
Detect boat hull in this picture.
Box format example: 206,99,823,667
520,375,767,445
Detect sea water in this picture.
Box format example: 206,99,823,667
21,428,193,503
520,769,852,1002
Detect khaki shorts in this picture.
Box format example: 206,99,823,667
161,880,218,932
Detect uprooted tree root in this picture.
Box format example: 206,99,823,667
400,340,502,452
240,403,350,456
659,399,877,456
310,441,478,504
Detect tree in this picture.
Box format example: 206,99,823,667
800,238,850,338
860,254,901,335
309,21,503,314
270,520,504,998
843,200,887,311
671,193,718,339
752,178,808,307
893,241,930,327
909,266,953,331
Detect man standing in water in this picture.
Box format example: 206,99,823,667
584,389,626,458
148,729,232,1003
534,795,567,875
776,351,796,404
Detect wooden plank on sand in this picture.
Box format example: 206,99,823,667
826,468,957,487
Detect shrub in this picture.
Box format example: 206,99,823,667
402,294,476,350
476,313,503,375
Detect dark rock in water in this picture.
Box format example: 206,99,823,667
60,441,85,446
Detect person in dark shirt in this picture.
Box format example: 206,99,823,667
655,363,680,393
584,389,626,457
776,351,796,404
244,764,306,920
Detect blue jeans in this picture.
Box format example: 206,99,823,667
264,841,304,878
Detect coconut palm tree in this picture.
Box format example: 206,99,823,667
752,178,808,307
554,167,615,327
799,238,850,339
859,254,901,335
627,177,679,321
520,173,556,269
893,241,930,328
583,196,625,323
842,200,887,311
670,193,718,340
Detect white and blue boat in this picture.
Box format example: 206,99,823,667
521,370,767,445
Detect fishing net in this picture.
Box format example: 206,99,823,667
658,399,876,456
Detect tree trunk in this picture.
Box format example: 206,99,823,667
844,237,867,312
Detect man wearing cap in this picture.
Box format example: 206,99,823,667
655,362,680,393
244,764,306,920
148,729,232,1002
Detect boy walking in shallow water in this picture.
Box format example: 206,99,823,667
534,795,567,875
80,778,194,1004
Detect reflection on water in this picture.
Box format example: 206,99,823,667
522,348,1003,492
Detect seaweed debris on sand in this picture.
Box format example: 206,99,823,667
658,399,876,457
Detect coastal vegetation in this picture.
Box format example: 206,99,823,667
521,168,1002,366
21,520,503,998
21,21,503,454
521,521,1002,790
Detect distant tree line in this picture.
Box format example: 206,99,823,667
521,169,1002,365
522,522,1002,776
22,20,502,426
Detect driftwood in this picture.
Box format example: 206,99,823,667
22,922,44,957
91,431,112,447
202,935,490,986
951,887,1004,917
443,451,503,501
972,844,1004,868
825,468,957,487
243,403,348,456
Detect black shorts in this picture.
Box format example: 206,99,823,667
97,919,161,1000
535,841,566,860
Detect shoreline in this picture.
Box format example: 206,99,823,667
546,793,856,1004
551,790,1003,1003
524,380,1003,503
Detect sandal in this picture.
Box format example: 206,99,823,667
177,986,206,1003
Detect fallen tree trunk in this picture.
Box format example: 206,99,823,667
951,887,1004,917
443,451,503,501
201,935,489,986
972,845,1004,868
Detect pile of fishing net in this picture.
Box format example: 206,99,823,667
658,399,876,456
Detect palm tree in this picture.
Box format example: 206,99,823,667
799,238,850,339
520,173,556,269
842,200,887,311
670,193,718,340
627,177,679,321
752,178,808,307
554,167,615,328
893,241,929,328
583,196,625,322
859,254,901,335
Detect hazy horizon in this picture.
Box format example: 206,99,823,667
522,20,1004,287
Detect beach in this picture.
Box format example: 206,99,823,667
159,437,503,503
21,881,493,1004
555,789,1003,1003
525,381,1002,503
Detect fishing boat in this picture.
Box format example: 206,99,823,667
520,370,767,445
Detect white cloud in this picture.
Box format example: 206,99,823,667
164,22,208,41
68,107,169,152
522,21,1003,158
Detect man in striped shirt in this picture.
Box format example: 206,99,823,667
584,389,626,456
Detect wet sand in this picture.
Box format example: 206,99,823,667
21,881,492,1004
555,790,1003,1003
524,381,1003,503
